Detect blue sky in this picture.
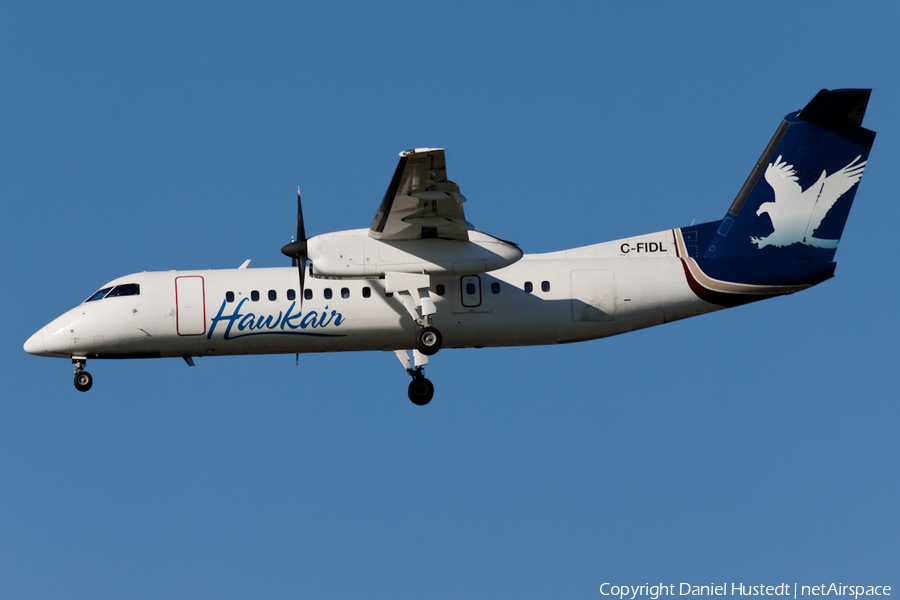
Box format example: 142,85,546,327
2,1,898,598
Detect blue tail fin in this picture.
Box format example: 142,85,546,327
708,88,875,261
675,89,875,306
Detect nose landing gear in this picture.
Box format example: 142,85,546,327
73,358,92,392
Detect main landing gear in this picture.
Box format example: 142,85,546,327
73,358,92,392
386,273,445,404
407,371,435,406
415,326,442,356
395,349,434,405
386,272,443,357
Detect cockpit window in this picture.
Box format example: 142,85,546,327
84,283,140,303
107,283,140,298
85,287,113,302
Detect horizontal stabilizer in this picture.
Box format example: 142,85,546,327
799,88,871,128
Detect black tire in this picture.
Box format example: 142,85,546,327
407,377,434,406
74,371,93,392
415,326,442,356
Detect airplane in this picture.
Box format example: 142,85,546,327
23,88,876,405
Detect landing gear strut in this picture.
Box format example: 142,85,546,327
73,358,92,392
385,272,443,357
395,349,434,405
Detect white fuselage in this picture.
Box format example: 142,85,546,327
24,229,720,361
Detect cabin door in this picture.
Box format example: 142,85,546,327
175,276,207,336
460,275,482,308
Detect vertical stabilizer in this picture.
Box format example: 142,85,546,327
704,89,875,262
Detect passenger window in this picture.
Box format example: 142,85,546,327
491,282,500,294
341,288,350,299
542,281,550,292
466,283,476,295
251,290,260,302
287,289,296,301
226,291,235,303
108,283,140,298
524,282,533,293
304,289,313,300
324,288,333,300
362,287,371,298
435,284,446,296
268,290,277,301
85,287,113,302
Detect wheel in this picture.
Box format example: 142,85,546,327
407,377,434,406
74,371,93,392
415,326,442,356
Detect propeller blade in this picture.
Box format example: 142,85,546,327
281,188,309,309
296,187,306,244
281,189,309,262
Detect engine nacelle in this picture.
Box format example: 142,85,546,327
308,229,522,277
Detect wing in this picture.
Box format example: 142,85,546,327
369,148,473,241
807,155,867,233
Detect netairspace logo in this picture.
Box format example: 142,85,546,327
599,584,892,600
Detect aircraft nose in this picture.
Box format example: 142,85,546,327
24,319,70,357
24,328,45,355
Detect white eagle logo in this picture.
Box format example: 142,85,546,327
750,154,866,249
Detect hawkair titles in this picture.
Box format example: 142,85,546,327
207,298,345,340
599,584,891,599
